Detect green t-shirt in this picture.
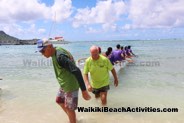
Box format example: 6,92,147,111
83,55,113,89
52,47,79,92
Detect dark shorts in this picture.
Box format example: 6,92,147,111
92,85,110,95
56,88,78,110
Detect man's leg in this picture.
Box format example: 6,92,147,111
56,89,68,114
56,89,78,123
56,89,76,123
57,103,76,123
66,108,76,123
65,90,78,123
100,91,107,106
57,103,68,114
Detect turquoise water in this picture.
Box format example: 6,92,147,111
0,40,184,123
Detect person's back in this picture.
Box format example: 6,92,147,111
112,44,124,62
52,47,79,92
112,49,123,62
124,46,134,62
125,46,130,56
120,46,126,60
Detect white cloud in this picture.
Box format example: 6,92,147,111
72,0,126,28
1,0,184,40
128,0,184,28
38,28,46,34
50,0,72,22
86,27,99,33
0,0,72,23
0,24,23,37
102,23,118,32
0,0,72,39
0,23,47,39
0,0,45,23
122,24,131,30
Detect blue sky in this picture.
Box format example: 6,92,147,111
0,0,184,41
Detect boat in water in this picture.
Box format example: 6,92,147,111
48,36,69,44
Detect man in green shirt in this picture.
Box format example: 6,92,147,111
83,45,118,105
37,39,91,123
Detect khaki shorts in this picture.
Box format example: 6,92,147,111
56,88,78,110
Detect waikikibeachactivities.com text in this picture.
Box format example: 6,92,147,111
77,107,178,113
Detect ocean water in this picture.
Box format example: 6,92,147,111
0,39,184,123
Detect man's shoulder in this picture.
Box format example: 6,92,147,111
86,57,92,62
56,48,66,58
99,54,109,61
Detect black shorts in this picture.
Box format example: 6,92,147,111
92,85,110,95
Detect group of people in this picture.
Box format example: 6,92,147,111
37,39,135,123
102,44,136,65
